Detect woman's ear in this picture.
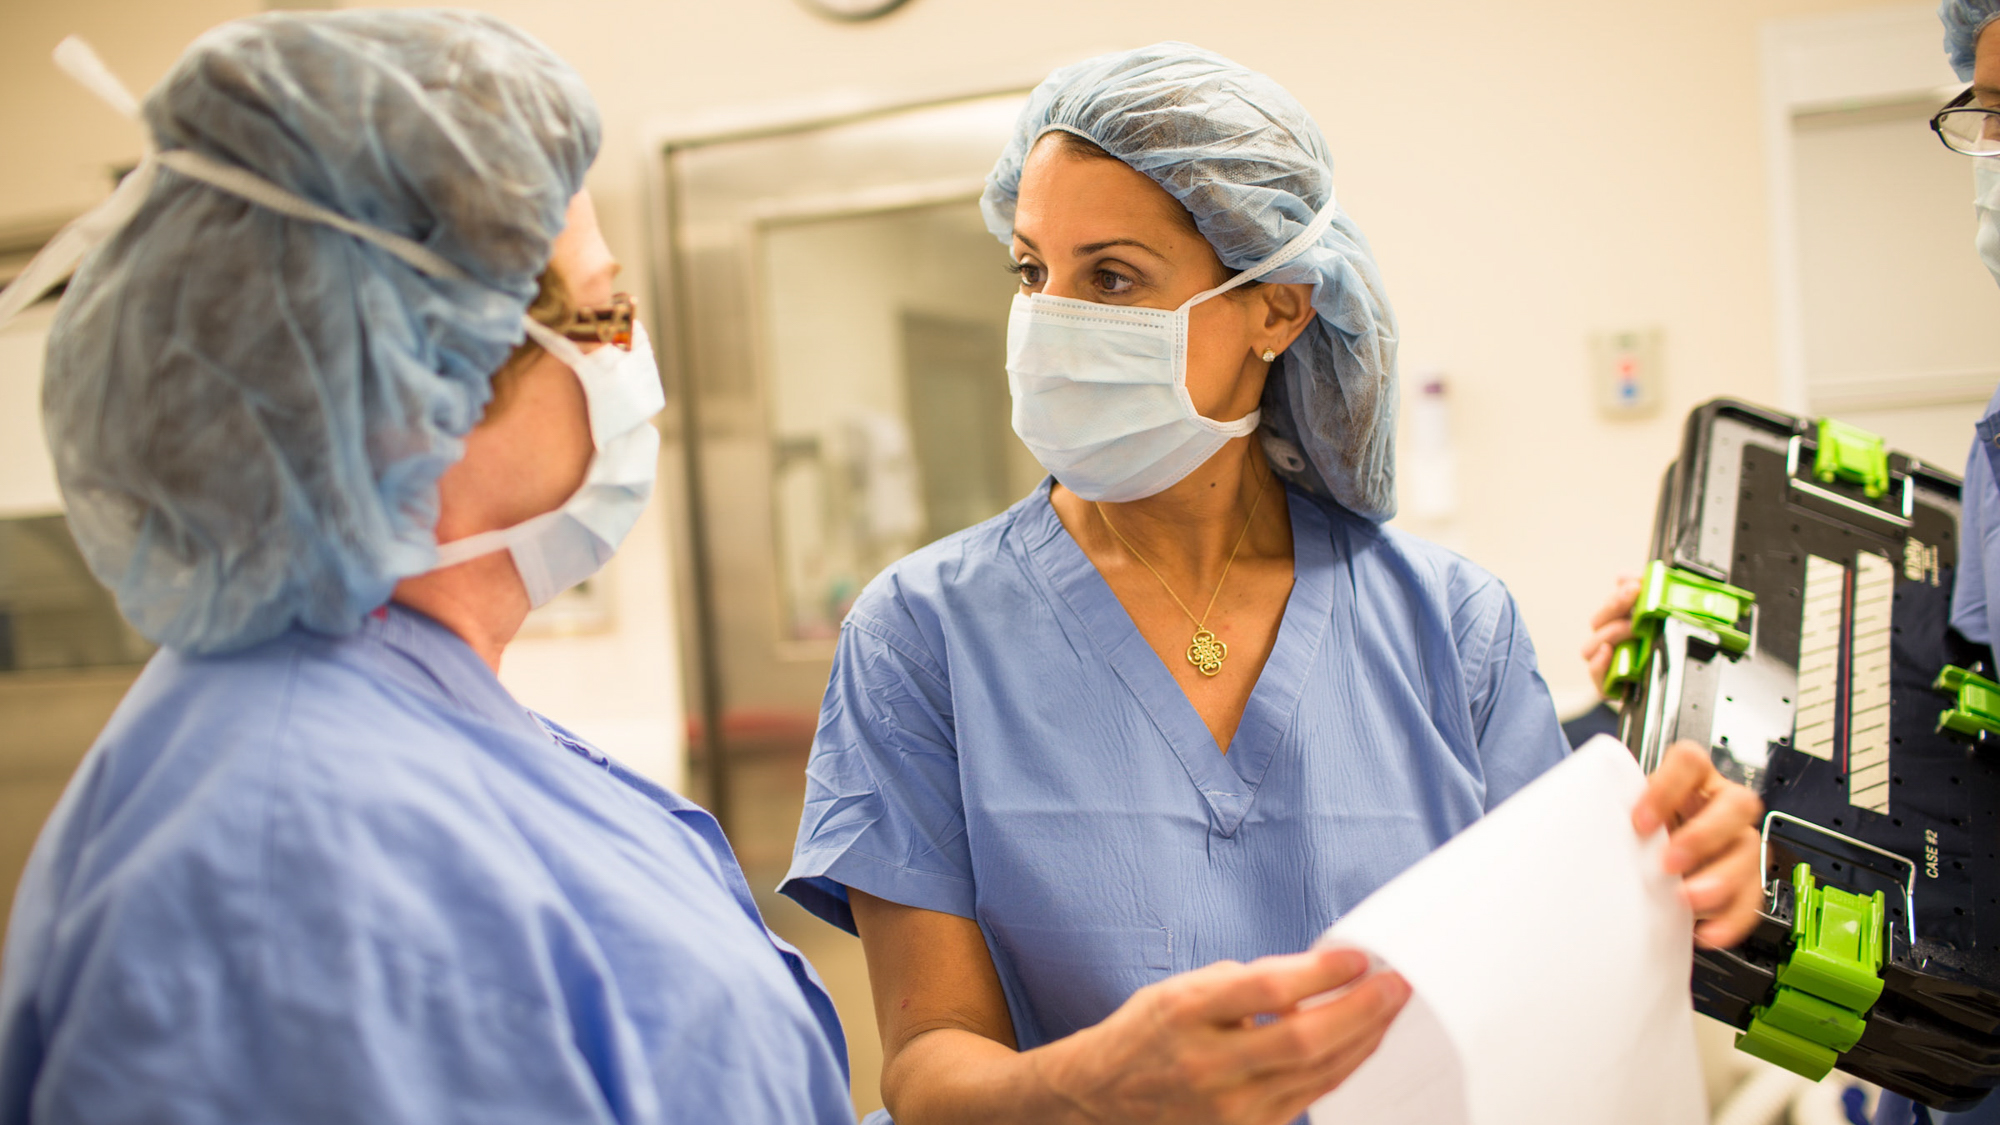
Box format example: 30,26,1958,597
1259,282,1317,354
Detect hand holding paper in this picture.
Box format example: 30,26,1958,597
1309,736,1711,1125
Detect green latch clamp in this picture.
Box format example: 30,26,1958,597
1814,418,1891,500
1736,864,1888,1080
1934,665,2000,739
1601,560,1757,695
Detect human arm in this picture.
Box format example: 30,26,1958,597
849,890,1409,1125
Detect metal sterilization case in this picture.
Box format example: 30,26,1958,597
1612,399,2000,1110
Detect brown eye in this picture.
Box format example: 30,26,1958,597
1096,270,1133,295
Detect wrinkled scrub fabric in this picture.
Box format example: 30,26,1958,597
783,479,1568,1050
0,605,852,1125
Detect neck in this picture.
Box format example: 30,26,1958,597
390,551,530,673
1055,435,1289,589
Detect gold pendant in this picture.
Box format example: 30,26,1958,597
1186,627,1227,677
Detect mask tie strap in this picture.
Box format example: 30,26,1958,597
0,37,154,328
520,314,592,370
1175,193,1343,313
153,148,472,284
0,38,552,347
431,509,567,569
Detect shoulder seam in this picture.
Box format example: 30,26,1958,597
845,611,949,689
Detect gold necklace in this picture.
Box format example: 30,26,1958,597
1095,471,1268,678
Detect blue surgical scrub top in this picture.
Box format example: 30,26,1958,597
1911,388,2000,1125
0,605,853,1125
1952,384,2000,650
781,480,1569,1051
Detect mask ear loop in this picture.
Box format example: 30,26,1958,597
1174,193,1343,313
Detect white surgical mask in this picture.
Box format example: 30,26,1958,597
1005,186,1341,502
430,321,663,607
1975,158,2000,289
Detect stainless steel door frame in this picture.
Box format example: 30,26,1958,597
643,90,1028,840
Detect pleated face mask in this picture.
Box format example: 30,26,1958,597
1976,157,2000,290
1005,181,1340,503
430,319,663,608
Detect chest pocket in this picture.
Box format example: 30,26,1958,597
983,919,1172,1047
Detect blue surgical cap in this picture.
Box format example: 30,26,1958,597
981,42,1399,520
1944,0,2000,79
42,10,599,654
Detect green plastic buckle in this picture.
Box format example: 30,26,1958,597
1735,864,1887,1080
1934,665,2000,738
1814,418,1891,500
1601,561,1756,695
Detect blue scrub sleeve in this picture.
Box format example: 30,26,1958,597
1953,429,1994,646
1454,575,1571,810
783,610,977,936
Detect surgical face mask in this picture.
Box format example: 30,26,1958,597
430,321,664,608
1976,158,2000,289
1005,181,1342,503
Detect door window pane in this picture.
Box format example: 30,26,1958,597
759,201,1039,641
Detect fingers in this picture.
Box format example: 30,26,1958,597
1222,968,1408,1079
1690,829,1764,949
1254,992,1405,1121
1584,576,1641,699
1583,618,1633,699
1632,740,1710,836
1580,619,1634,661
1630,741,1767,949
1661,779,1763,877
1586,648,1613,696
1588,575,1642,631
1184,948,1371,1026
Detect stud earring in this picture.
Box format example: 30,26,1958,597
1261,349,1277,363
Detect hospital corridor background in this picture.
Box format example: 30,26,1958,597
2,0,1997,1120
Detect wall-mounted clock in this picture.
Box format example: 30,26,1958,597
795,0,911,22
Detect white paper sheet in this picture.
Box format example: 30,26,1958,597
1308,736,1709,1125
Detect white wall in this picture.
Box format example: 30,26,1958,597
0,0,1946,733
0,305,61,518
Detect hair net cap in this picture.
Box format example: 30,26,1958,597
42,10,599,654
981,42,1399,520
1944,0,2000,79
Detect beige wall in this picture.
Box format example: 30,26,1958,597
0,0,1931,730
349,0,1905,716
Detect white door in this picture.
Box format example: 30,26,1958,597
1767,3,1998,469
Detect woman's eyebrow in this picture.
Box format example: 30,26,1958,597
1013,233,1166,259
1075,237,1165,258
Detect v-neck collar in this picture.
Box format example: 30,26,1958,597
1021,479,1336,837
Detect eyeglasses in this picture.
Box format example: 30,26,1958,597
1932,88,2000,156
561,292,636,350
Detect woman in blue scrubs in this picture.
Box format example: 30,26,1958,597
0,13,850,1123
784,43,1766,1124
